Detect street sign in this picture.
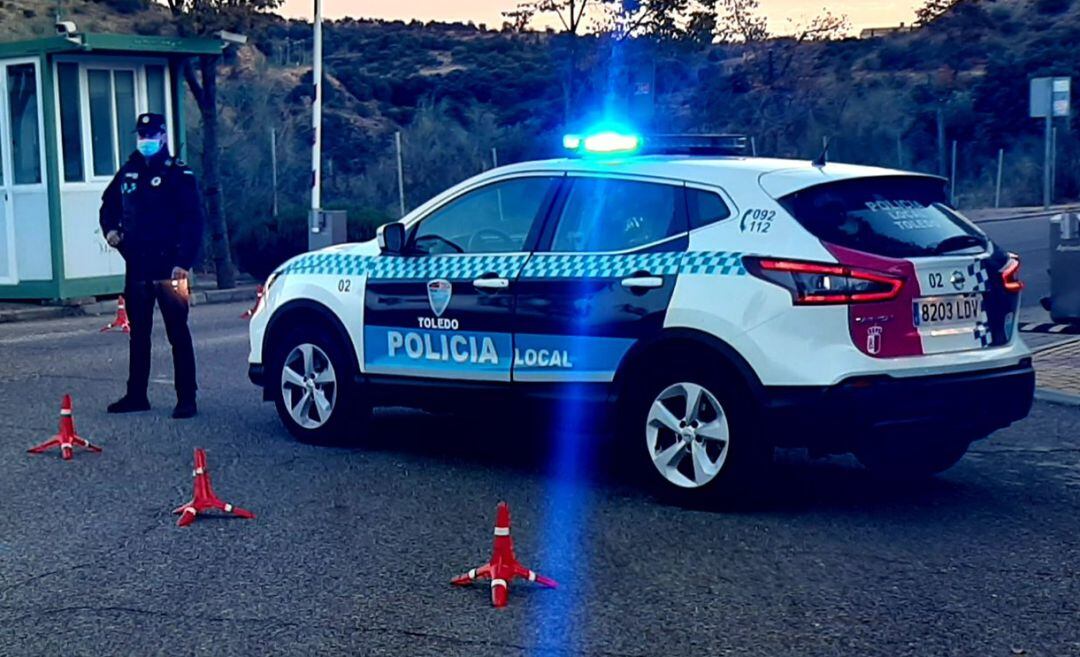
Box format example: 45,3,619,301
1031,77,1071,118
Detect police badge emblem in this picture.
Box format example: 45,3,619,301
427,279,452,317
866,326,884,355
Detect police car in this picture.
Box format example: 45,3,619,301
247,131,1035,495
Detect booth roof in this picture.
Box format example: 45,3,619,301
0,33,225,59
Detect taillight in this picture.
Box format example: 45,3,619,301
1001,254,1023,293
745,257,904,305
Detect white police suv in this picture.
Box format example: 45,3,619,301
248,132,1034,494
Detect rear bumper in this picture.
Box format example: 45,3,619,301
765,360,1035,451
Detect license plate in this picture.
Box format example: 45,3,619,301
914,295,982,327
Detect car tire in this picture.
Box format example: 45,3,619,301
622,360,771,500
268,323,369,444
855,431,973,479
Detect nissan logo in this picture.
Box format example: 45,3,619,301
950,271,966,291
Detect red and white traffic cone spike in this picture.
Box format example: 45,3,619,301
27,394,103,461
451,501,557,608
100,295,130,333
173,448,255,527
240,285,264,320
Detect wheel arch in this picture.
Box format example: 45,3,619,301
264,299,360,376
612,328,765,405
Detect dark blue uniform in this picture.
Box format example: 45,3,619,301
99,149,205,404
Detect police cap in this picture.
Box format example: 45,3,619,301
135,113,167,137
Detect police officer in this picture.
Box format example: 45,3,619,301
99,113,205,419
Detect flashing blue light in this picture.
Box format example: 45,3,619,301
563,129,642,156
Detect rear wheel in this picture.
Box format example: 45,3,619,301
624,362,770,498
269,324,369,444
855,430,973,479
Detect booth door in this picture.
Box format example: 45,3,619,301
0,64,14,285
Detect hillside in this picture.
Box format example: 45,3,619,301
1,0,1078,277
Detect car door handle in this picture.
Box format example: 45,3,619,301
473,277,510,290
621,276,664,290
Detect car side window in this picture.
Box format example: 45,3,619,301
686,188,732,230
550,178,685,253
410,177,555,255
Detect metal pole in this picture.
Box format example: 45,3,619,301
395,131,406,218
995,148,1004,209
1051,126,1058,205
311,0,323,213
491,147,498,168
271,128,279,218
750,136,757,156
1043,115,1052,210
896,133,903,168
950,140,958,206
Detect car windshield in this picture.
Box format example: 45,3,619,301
778,176,987,258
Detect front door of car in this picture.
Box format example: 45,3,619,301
363,175,559,382
512,176,691,383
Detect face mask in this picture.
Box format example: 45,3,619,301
137,138,163,158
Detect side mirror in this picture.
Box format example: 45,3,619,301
377,222,406,255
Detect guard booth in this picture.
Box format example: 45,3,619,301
0,32,224,301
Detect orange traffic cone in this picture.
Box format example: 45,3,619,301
27,395,103,461
100,296,130,333
240,285,264,320
452,502,557,607
173,448,255,527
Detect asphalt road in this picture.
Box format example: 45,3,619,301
1,301,1079,657
979,214,1052,309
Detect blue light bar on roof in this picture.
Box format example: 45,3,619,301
562,130,750,157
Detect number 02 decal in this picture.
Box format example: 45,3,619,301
740,209,775,234
337,279,352,293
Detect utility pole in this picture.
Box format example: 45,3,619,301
396,131,406,218
1043,114,1052,209
950,140,958,206
995,148,1004,209
311,0,323,217
270,128,278,218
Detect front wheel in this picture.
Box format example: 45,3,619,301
269,325,369,444
624,364,770,498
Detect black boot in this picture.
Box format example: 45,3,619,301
107,394,151,414
172,396,197,419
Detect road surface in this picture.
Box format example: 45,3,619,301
0,302,1078,656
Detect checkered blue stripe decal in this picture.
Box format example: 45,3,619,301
281,251,747,280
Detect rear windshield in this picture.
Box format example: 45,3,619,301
778,176,987,258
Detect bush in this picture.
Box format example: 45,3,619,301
1035,0,1072,14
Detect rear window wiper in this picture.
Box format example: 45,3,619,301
931,234,986,254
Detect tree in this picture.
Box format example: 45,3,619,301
714,0,769,43
165,0,282,290
916,0,963,26
600,0,719,42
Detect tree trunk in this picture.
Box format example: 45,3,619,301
197,55,236,289
936,106,947,178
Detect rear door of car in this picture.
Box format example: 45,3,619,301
511,175,690,383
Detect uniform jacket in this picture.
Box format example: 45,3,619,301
99,150,205,281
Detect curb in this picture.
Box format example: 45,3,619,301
1035,388,1080,408
0,286,259,324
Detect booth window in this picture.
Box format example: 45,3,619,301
7,63,42,185
146,65,166,115
113,71,137,160
88,69,116,176
57,63,84,182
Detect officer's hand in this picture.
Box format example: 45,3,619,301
106,230,122,247
171,267,189,281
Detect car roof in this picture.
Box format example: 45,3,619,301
489,155,942,199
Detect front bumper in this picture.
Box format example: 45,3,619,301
765,360,1035,452
249,363,264,387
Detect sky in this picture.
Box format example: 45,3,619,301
278,1,922,34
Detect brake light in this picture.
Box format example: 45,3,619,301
745,257,904,305
1001,254,1023,293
